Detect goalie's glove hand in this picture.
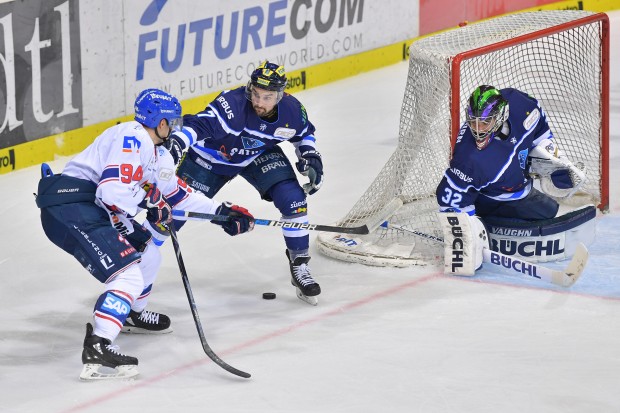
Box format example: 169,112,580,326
295,149,324,195
213,202,255,236
139,184,173,225
162,135,184,165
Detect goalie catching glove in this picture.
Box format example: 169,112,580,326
139,184,172,225
296,148,324,195
213,202,255,236
528,138,586,199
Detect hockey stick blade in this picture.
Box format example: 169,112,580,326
173,210,370,235
169,227,251,379
383,221,588,287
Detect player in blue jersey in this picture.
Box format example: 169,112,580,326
436,85,585,221
35,89,254,380
164,61,323,305
435,85,588,275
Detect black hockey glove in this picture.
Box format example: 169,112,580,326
139,184,172,225
295,149,323,195
213,202,255,236
163,135,184,165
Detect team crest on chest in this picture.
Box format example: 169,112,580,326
241,136,265,149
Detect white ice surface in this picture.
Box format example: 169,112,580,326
1,10,619,413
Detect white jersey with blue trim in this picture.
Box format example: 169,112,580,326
61,121,219,218
174,86,318,176
436,88,553,215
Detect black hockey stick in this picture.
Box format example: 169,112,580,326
168,226,251,379
172,210,371,234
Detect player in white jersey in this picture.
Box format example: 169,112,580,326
35,89,255,380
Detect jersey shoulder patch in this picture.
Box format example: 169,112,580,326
523,108,540,130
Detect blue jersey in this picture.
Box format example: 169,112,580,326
174,86,317,176
436,88,553,215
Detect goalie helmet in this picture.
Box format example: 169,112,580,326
466,85,509,150
134,88,182,132
246,61,288,103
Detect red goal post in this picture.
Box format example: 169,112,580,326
316,10,609,267
450,12,609,211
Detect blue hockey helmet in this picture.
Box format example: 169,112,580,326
134,88,182,132
466,85,509,150
246,61,287,103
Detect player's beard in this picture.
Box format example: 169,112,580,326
253,104,267,116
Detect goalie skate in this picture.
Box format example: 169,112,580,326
286,250,320,306
80,323,139,381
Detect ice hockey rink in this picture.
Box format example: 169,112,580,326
1,10,619,413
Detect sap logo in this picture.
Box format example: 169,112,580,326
0,149,15,171
217,96,234,119
450,167,473,183
489,252,540,279
123,136,142,153
335,237,357,247
103,294,130,316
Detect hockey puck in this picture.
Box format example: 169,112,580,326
262,292,276,300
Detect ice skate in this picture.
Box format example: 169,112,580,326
286,250,321,306
121,309,172,334
80,323,139,381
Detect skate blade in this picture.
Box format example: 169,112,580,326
121,326,173,335
296,288,318,306
79,364,140,381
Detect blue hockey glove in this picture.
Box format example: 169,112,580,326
139,184,172,225
213,202,255,236
295,149,323,195
163,135,184,165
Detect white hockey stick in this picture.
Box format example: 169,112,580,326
383,222,588,287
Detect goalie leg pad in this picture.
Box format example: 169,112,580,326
483,205,596,262
438,212,489,276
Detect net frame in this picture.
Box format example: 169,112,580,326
316,10,609,267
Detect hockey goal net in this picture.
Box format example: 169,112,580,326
317,10,609,267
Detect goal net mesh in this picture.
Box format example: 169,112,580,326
316,10,607,267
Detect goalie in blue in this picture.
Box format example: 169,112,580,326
435,85,592,268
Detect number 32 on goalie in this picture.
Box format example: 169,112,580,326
440,188,463,208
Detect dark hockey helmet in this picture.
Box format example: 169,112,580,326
134,88,182,132
246,61,288,103
466,85,509,150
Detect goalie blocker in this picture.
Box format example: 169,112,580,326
439,205,596,276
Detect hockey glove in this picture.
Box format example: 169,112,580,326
296,149,324,195
163,135,184,165
139,184,173,225
213,202,255,236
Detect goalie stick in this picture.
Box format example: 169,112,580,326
168,226,251,379
381,222,588,287
172,210,371,234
